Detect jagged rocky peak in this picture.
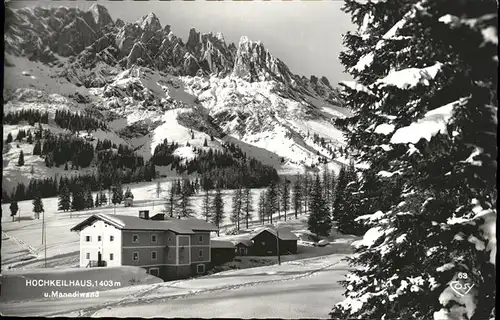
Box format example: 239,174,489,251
320,76,331,87
164,24,172,35
186,28,229,53
137,12,162,32
115,18,125,28
232,35,294,84
186,28,201,51
88,3,113,29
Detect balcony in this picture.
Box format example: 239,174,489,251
86,260,107,268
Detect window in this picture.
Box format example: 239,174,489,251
86,252,90,259
151,251,157,260
132,252,139,261
151,234,157,243
198,249,204,258
85,236,91,242
110,235,114,242
197,264,205,274
132,234,139,243
98,236,102,242
110,253,114,261
198,235,203,244
149,268,159,276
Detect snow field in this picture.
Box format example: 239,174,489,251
0,266,163,303
1,177,343,270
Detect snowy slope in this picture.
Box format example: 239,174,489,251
0,253,349,318
1,175,352,271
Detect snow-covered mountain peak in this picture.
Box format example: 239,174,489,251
215,32,226,42
137,12,162,32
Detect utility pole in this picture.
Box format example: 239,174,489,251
42,209,44,244
44,210,47,268
19,208,21,223
276,227,281,265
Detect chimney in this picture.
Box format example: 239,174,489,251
139,210,149,220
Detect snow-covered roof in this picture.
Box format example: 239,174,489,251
70,214,218,234
211,240,236,249
259,227,299,241
235,226,299,242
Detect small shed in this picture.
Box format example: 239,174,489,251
124,197,133,207
211,240,236,265
233,240,254,256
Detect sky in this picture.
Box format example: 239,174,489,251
10,1,355,85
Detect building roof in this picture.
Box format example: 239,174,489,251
258,227,298,241
70,214,218,234
174,218,219,232
211,240,236,249
241,226,298,241
232,239,254,247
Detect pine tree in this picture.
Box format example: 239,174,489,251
16,129,25,141
194,177,200,193
58,182,71,212
10,201,19,221
6,133,13,144
211,187,224,235
85,187,94,209
111,182,124,205
26,132,33,144
14,183,26,201
266,179,279,223
33,140,42,155
322,165,331,204
330,1,497,319
332,166,348,222
302,174,310,214
99,190,107,206
281,178,290,221
124,187,134,199
202,189,211,222
231,186,243,230
32,193,44,219
307,174,331,240
292,173,303,219
164,184,177,218
95,193,100,207
203,138,208,147
71,184,86,211
258,190,266,224
17,151,25,166
64,162,69,171
156,181,162,198
178,179,194,218
242,186,253,229
329,171,336,213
